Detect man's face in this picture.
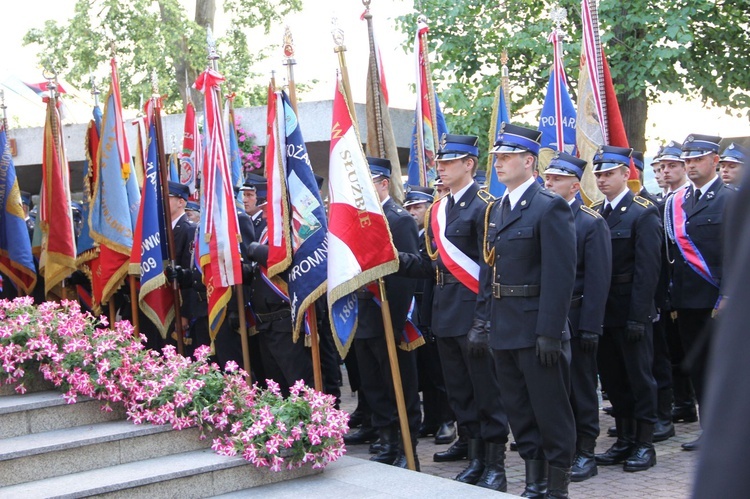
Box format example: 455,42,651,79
493,152,531,189
436,157,472,190
661,160,686,188
684,153,718,186
544,173,578,201
406,202,428,229
168,195,185,218
373,177,389,202
186,210,200,223
652,164,666,189
595,166,629,199
435,184,449,197
720,161,742,186
243,189,258,214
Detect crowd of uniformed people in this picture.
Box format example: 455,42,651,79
3,123,745,499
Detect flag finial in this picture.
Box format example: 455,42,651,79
207,26,219,62
550,7,567,30
0,88,6,129
150,69,159,97
283,25,295,58
331,17,345,50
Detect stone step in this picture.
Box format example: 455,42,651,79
0,391,125,439
0,420,212,486
0,448,321,498
0,376,54,396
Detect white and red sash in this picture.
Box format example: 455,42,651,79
430,196,480,293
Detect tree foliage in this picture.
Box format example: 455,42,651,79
396,0,750,154
23,0,302,112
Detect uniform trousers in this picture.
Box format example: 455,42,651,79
437,335,508,442
652,315,673,390
677,308,713,415
569,336,600,440
354,336,421,432
257,316,313,395
417,337,452,425
598,325,657,423
493,344,575,468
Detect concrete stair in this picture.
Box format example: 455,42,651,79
0,379,320,497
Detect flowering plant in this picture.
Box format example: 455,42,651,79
234,115,263,174
0,297,347,471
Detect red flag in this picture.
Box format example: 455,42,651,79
35,93,76,295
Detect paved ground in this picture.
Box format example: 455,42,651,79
339,368,699,498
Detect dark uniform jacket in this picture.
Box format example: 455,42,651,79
482,181,576,350
669,179,733,309
356,198,419,340
399,182,493,338
172,213,198,318
569,198,611,335
592,190,662,327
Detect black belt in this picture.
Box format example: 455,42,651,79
436,270,460,286
611,273,633,284
196,291,207,302
356,289,375,300
255,309,291,323
492,284,540,299
570,295,583,309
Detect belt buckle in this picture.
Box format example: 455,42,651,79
492,283,501,299
437,271,444,288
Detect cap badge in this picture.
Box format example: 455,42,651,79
440,133,447,149
728,143,735,150
687,135,694,142
707,191,715,200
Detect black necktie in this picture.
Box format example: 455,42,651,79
501,196,511,224
602,203,613,220
447,195,455,211
694,189,702,204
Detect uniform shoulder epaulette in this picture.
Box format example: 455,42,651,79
590,200,604,208
580,205,602,218
633,195,653,208
476,189,494,204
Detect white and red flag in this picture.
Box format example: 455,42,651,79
327,78,399,357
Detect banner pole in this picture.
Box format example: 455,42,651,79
234,284,252,383
129,275,140,337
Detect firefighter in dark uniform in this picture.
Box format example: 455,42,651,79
667,134,734,452
353,157,422,470
399,135,509,490
479,123,577,499
241,173,267,234
634,149,676,443
590,145,662,473
543,152,611,483
402,185,456,446
718,142,747,190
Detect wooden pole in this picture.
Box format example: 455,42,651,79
152,91,185,357
108,300,116,328
331,21,358,133
129,275,140,337
234,284,252,382
377,277,416,471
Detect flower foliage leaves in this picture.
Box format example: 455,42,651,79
0,297,348,471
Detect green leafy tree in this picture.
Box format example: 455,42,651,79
23,0,302,111
397,0,750,155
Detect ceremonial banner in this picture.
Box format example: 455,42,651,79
180,101,199,195
90,58,141,310
168,152,180,183
538,28,577,170
577,0,635,202
407,18,448,187
486,84,511,198
194,69,243,343
364,16,404,203
226,97,244,193
129,100,173,336
0,126,37,294
264,86,290,276
35,91,76,295
76,105,102,268
327,79,399,357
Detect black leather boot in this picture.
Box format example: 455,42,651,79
435,421,457,444
682,434,701,451
370,425,400,464
455,438,485,484
570,435,598,482
654,388,676,442
624,421,657,471
672,376,698,423
344,425,378,445
368,438,384,454
433,434,468,462
596,418,635,465
393,436,420,472
546,466,572,499
475,442,507,491
520,459,548,498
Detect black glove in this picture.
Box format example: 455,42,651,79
241,262,256,284
578,331,599,354
66,270,89,286
165,265,192,289
165,265,180,283
626,320,646,343
536,335,562,367
467,319,490,358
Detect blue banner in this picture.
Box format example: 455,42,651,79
538,71,577,155
407,93,449,187
77,105,102,258
281,93,328,340
0,128,37,294
488,86,510,198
